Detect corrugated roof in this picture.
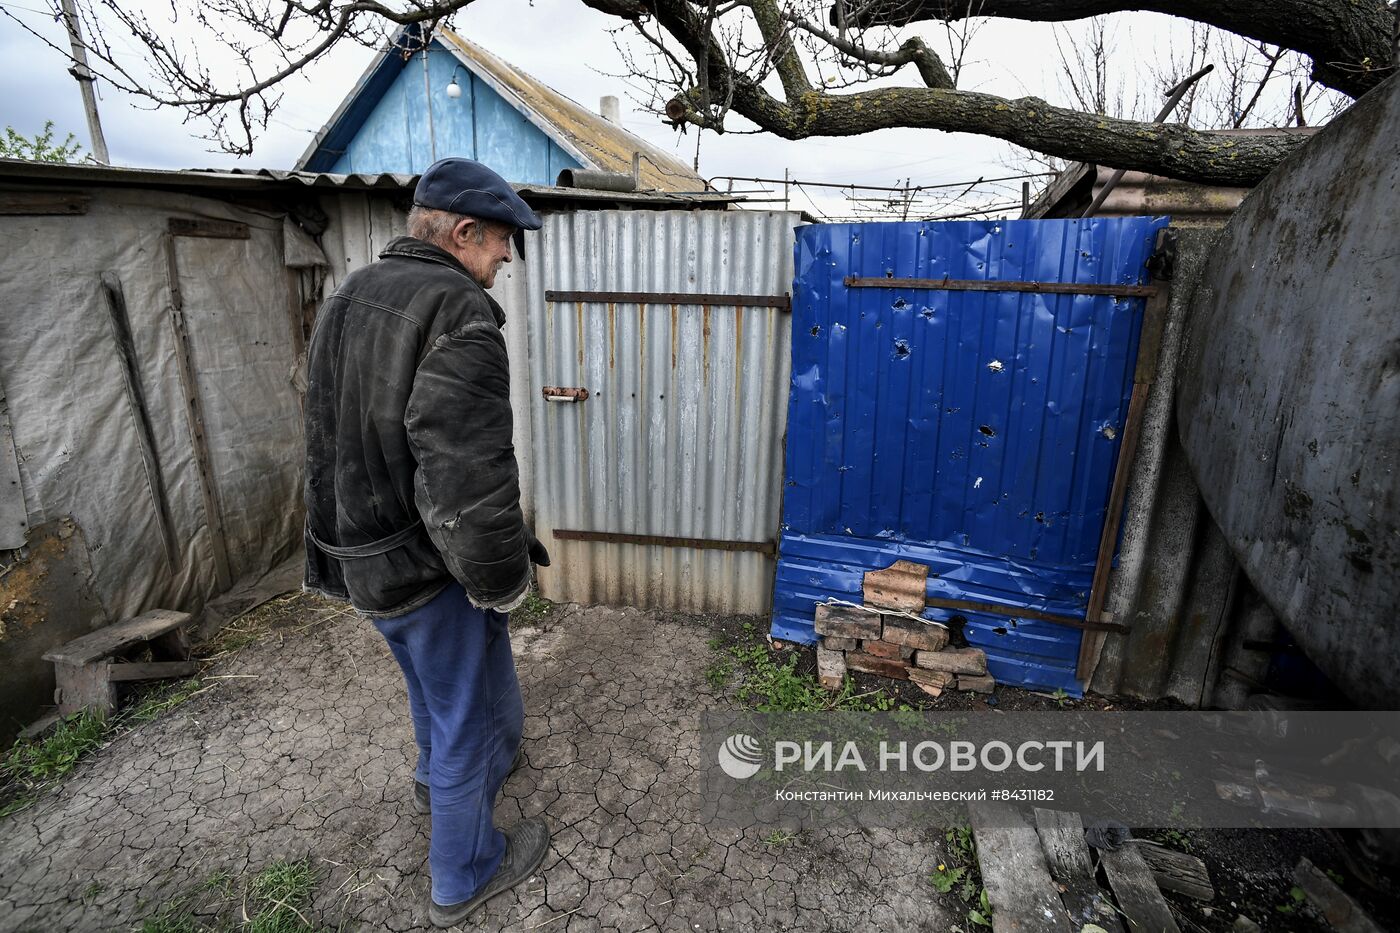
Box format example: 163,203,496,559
434,29,703,192
0,159,736,209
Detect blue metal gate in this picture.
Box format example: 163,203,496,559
772,217,1168,693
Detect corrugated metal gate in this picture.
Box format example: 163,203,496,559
524,210,801,613
773,217,1168,693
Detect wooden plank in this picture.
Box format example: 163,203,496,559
1138,844,1213,902
0,384,27,549
1033,809,1126,933
101,273,180,572
1099,841,1182,933
844,275,1158,298
106,660,198,682
52,661,115,718
971,803,1075,933
1293,857,1384,933
164,233,233,591
43,609,191,665
0,190,90,215
167,217,250,239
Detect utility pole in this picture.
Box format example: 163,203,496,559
58,0,110,163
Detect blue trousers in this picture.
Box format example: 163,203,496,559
373,583,524,905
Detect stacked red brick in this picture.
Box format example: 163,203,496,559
813,559,993,698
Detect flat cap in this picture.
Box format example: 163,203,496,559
413,157,542,232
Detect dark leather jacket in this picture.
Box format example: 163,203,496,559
303,236,531,616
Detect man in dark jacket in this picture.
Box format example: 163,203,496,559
303,157,550,928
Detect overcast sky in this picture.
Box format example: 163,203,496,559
0,0,1332,218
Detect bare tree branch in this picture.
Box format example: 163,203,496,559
839,0,1397,98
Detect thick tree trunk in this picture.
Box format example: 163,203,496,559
771,86,1306,186
844,0,1397,99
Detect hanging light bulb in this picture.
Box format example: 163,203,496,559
445,77,462,99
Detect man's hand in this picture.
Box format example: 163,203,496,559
527,531,551,567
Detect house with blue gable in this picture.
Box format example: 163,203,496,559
298,25,705,192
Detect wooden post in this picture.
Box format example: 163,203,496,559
163,233,233,590
58,0,110,164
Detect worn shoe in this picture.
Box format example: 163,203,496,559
414,747,524,815
427,817,550,928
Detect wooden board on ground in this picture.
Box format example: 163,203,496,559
971,803,1074,933
1138,843,1214,902
1099,840,1182,933
43,610,192,665
1033,809,1125,933
1293,857,1384,933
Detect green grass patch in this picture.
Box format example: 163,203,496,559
706,622,908,712
134,860,323,933
245,858,320,933
130,678,206,723
0,710,109,816
510,589,555,628
930,826,992,928
2,675,208,819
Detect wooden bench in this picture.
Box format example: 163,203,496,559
43,610,196,718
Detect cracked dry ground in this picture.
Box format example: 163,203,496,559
0,599,955,932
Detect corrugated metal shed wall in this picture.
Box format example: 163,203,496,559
775,218,1168,694
524,210,801,614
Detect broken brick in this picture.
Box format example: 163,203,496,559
862,559,929,612
906,667,954,690
914,682,945,699
813,603,881,640
820,635,857,652
859,639,912,661
956,674,996,694
844,652,909,681
880,615,949,652
910,647,987,676
816,646,846,691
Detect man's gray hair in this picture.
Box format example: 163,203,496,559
407,206,505,248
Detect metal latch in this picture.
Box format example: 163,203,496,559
542,386,589,402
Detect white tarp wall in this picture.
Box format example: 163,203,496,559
0,185,316,735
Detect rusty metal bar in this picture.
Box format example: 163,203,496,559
545,289,791,309
541,386,590,401
552,528,776,557
844,276,1157,298
925,595,1128,633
